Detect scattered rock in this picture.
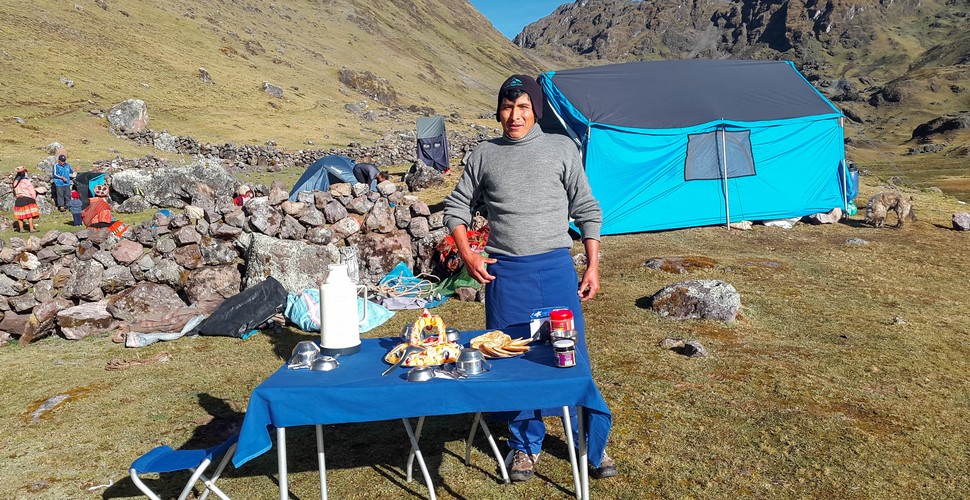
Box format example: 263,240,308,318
952,212,970,231
845,237,869,245
657,337,685,349
107,99,149,135
649,280,741,322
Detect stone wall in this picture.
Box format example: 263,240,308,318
0,175,452,346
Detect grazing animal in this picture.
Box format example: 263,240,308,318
864,191,916,228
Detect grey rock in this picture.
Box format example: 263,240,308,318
278,214,307,240
184,265,240,314
845,237,869,245
210,223,243,239
658,337,685,349
280,200,309,218
330,183,352,198
313,191,333,209
650,279,741,322
678,340,709,358
92,250,117,268
410,201,431,217
32,279,56,304
395,204,412,229
223,207,247,227
346,195,374,215
106,282,187,323
110,238,144,265
236,232,332,292
952,212,970,231
428,212,444,229
262,81,283,98
25,263,53,282
377,180,397,196
57,301,119,340
102,265,137,293
110,159,236,209
57,232,79,246
267,183,289,206
8,293,37,313
247,199,282,237
116,195,150,213
356,230,414,278
408,217,430,238
0,274,28,297
36,248,60,263
172,226,202,246
199,237,238,265
305,226,335,245
351,182,370,197
19,297,71,345
298,206,325,227
51,244,76,256
62,260,106,301
107,99,148,135
155,236,177,254
1,264,28,280
364,198,395,233
331,216,361,240
172,244,204,269
403,161,444,191
804,207,843,225
323,201,349,224
146,258,184,287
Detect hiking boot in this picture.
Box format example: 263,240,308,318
589,452,617,479
508,450,539,482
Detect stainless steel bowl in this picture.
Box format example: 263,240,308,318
406,366,435,382
445,328,461,343
456,348,486,376
311,355,339,371
288,341,320,367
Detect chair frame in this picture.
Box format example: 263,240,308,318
129,439,237,500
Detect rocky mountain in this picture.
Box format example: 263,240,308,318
515,0,970,156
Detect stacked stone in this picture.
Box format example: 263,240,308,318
0,177,450,345
116,127,489,173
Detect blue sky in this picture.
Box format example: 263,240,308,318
469,1,568,39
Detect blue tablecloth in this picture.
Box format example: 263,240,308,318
233,332,612,467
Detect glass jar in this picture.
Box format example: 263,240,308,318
553,340,576,368
549,308,574,332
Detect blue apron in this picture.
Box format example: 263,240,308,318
484,248,611,465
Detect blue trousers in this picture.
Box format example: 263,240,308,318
485,248,610,466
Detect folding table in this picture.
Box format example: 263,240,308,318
233,333,612,499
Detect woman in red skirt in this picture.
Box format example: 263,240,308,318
12,166,39,233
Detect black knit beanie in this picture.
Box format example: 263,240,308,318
495,74,543,122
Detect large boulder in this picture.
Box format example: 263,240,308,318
107,99,149,134
110,159,237,208
183,265,241,314
403,161,444,192
57,301,120,340
106,282,187,322
355,230,414,278
649,279,741,322
236,232,335,292
953,212,970,231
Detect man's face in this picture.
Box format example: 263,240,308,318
499,93,536,140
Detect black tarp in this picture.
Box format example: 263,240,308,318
416,115,449,172
195,276,288,338
542,60,837,130
74,171,108,209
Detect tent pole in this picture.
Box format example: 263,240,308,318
720,124,730,230
546,96,584,150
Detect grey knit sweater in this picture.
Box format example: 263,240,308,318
443,125,602,257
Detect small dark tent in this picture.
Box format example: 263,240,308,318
539,59,849,234
74,171,108,209
289,155,358,201
416,115,450,172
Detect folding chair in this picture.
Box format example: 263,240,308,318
129,433,238,500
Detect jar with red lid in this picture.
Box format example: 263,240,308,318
549,308,574,332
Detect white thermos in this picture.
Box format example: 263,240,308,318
319,263,367,356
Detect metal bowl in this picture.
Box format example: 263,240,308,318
288,341,320,366
406,366,435,382
311,355,339,371
445,328,461,343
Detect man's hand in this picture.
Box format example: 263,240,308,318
578,238,600,301
462,251,496,284
578,267,599,301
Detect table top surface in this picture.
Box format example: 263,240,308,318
233,331,610,467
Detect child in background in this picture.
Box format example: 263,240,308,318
67,191,83,226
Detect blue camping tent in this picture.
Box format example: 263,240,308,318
289,155,359,201
539,60,849,234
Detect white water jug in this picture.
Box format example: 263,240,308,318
319,263,367,356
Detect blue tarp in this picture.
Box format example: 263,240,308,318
539,60,849,234
289,155,358,201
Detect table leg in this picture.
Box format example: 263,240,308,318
405,416,425,483
316,424,327,500
561,406,581,499
277,427,287,500
401,418,436,500
477,417,509,484
464,413,480,465
578,407,589,500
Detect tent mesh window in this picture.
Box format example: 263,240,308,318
684,129,755,181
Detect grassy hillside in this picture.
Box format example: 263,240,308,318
0,0,539,169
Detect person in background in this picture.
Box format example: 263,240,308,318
443,74,615,482
352,157,389,191
82,183,128,237
67,190,83,226
234,184,254,206
52,154,74,212
12,166,40,233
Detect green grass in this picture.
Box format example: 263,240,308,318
1,177,968,498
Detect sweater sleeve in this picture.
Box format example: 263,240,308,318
442,148,482,232
562,143,602,240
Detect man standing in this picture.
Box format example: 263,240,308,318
352,158,389,192
52,154,73,212
443,74,616,482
